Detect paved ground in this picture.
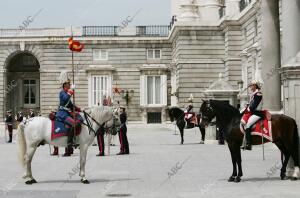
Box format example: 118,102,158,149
0,124,299,198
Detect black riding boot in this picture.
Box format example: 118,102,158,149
243,128,252,150
67,127,76,148
185,120,191,129
7,134,12,143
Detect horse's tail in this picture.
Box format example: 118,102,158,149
293,119,299,166
17,123,26,166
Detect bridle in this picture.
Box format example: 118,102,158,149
199,101,215,125
82,110,116,137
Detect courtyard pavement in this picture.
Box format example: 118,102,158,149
0,124,299,198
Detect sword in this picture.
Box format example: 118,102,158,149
4,124,7,142
108,133,111,156
261,121,265,161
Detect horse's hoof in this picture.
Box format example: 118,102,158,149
199,141,204,144
81,179,90,184
25,179,36,185
234,177,241,183
228,176,235,182
25,180,32,185
280,174,286,180
180,141,183,145
291,177,298,181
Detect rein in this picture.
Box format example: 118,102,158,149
82,110,112,137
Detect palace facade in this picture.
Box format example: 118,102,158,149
0,0,299,127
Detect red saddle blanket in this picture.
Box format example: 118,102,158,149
51,120,81,140
240,110,273,142
184,113,198,125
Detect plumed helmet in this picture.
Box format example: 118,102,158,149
59,70,71,85
188,94,193,102
249,80,262,89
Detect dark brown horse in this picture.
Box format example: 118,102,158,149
199,100,299,182
168,106,205,144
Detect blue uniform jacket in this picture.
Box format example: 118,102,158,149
56,90,75,122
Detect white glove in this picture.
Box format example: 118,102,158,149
70,84,76,90
240,107,246,114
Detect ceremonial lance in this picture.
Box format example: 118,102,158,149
68,28,84,140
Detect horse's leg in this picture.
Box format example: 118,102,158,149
178,121,184,144
290,148,299,180
228,145,237,182
24,146,38,184
79,145,89,184
235,147,243,182
179,126,184,144
275,142,290,180
199,126,205,144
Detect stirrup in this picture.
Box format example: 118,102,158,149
241,144,252,150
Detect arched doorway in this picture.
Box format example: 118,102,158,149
5,52,40,116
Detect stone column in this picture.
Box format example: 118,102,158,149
225,0,241,17
281,0,300,64
179,0,199,22
282,52,300,178
260,0,281,111
171,0,182,18
238,50,249,109
280,0,300,178
196,0,221,22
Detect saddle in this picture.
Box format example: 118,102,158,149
184,112,197,124
49,113,82,140
240,110,273,142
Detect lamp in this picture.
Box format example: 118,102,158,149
121,89,134,106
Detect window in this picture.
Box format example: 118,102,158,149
23,79,36,105
254,19,258,36
147,76,162,104
23,55,37,66
93,49,108,60
147,49,161,59
243,28,247,42
140,75,167,106
91,76,111,106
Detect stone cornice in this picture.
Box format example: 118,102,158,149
169,23,222,42
173,58,224,65
86,65,115,71
139,64,169,71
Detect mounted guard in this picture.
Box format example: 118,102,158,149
240,80,263,150
56,72,83,149
184,94,195,128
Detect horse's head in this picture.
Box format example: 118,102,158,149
90,106,120,131
199,99,215,128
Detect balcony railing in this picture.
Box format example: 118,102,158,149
240,0,252,12
83,25,170,37
82,26,119,36
0,26,171,38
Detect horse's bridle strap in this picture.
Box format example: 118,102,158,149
82,110,114,137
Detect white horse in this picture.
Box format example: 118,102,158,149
17,106,120,184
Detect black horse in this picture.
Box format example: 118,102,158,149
168,106,205,144
199,99,299,182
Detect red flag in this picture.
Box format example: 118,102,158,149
68,37,84,52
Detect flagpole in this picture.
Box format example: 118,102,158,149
71,26,76,145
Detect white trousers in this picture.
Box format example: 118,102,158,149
245,115,261,129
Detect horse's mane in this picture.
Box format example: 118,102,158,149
210,100,240,118
168,106,185,120
209,100,241,134
89,106,112,124
169,106,184,113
